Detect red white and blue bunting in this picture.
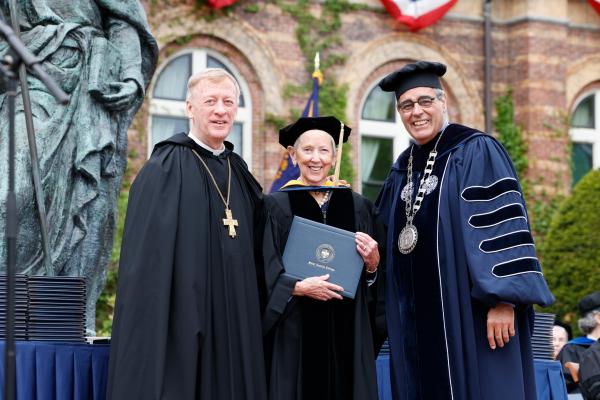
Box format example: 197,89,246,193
206,0,238,10
589,0,600,16
380,0,458,32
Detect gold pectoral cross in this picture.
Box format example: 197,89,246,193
223,208,238,238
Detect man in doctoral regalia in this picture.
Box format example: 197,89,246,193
376,61,555,400
108,68,267,400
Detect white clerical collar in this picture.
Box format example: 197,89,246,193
188,133,225,156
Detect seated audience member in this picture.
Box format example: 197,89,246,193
580,339,600,399
553,321,572,359
558,292,600,393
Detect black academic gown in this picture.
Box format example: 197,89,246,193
376,124,555,400
261,188,385,400
108,133,267,400
558,337,597,393
580,339,600,399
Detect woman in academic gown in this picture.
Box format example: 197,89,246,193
261,116,385,400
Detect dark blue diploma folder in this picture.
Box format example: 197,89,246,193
282,216,364,299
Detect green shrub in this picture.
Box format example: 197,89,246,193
95,172,131,335
494,88,528,180
542,169,600,333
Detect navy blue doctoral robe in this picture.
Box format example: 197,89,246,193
376,124,554,400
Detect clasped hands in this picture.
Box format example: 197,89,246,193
292,232,379,302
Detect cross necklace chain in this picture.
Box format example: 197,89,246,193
398,131,445,254
192,149,238,238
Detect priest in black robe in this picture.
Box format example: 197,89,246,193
108,68,267,399
376,61,555,400
261,116,386,400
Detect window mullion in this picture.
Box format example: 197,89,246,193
192,50,207,73
595,93,600,168
571,128,596,143
150,99,187,117
595,92,599,131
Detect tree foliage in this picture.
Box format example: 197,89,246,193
493,88,567,254
542,170,600,333
270,0,356,184
494,88,528,186
94,157,132,335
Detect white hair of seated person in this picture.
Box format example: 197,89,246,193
578,310,600,336
552,325,568,359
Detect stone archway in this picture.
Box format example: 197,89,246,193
566,55,600,110
340,33,484,130
152,12,285,116
148,10,286,185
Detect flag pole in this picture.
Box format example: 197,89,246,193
312,52,343,185
268,53,323,192
333,122,344,184
312,52,323,89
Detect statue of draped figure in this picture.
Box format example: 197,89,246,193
0,0,158,332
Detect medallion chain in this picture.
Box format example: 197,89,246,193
398,130,445,254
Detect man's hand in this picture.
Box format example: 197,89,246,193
487,303,515,350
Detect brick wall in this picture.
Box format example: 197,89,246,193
130,0,600,195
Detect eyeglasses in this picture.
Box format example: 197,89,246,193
397,96,437,113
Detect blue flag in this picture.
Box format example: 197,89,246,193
269,68,323,193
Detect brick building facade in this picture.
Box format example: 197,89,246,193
131,0,600,200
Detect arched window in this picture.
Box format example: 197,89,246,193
148,49,252,162
570,90,600,186
359,83,411,201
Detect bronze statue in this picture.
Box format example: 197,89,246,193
0,0,158,332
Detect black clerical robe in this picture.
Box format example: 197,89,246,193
261,188,385,400
108,133,267,400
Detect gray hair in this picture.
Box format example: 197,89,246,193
578,310,600,334
186,68,241,101
292,131,337,159
435,88,449,125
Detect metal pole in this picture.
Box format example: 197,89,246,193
3,61,17,400
0,12,68,396
8,0,53,276
484,0,493,134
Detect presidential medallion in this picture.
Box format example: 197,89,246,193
398,224,418,254
400,129,445,255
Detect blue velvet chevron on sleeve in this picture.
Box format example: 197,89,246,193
452,136,554,307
